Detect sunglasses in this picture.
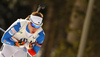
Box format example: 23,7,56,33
31,23,40,28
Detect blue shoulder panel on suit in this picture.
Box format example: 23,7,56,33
2,22,21,45
33,30,45,54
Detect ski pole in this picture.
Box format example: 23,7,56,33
0,28,5,32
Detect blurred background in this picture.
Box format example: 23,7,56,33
0,0,100,57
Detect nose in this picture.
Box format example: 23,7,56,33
32,27,38,31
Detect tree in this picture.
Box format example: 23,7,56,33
41,2,55,57
67,0,87,44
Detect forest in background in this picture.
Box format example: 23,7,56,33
0,0,100,57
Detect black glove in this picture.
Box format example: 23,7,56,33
28,41,42,49
14,38,27,47
29,41,33,49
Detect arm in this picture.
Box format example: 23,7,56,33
28,30,45,56
1,22,21,46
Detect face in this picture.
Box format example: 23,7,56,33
28,22,39,34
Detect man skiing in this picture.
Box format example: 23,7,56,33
0,12,45,57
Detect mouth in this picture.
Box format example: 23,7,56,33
31,31,35,34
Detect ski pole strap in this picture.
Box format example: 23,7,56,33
33,42,42,47
12,36,19,41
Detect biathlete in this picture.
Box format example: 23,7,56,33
0,12,45,57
